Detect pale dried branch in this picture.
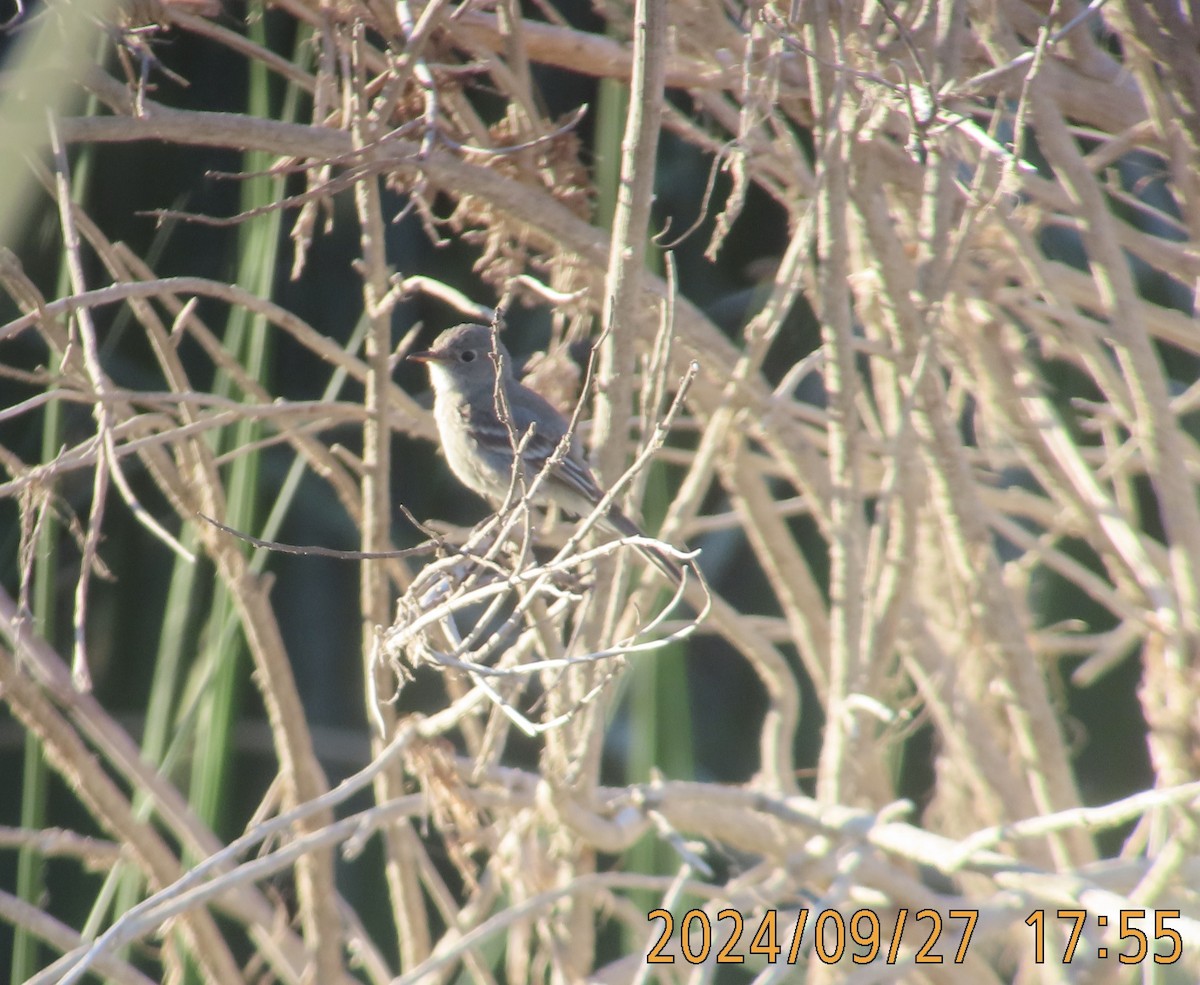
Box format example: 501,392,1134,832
5,0,1200,981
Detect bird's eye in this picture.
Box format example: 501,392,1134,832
460,350,476,363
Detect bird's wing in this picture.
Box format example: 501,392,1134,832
507,386,606,501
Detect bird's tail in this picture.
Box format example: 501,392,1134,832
599,508,687,585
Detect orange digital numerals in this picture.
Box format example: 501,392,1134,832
1025,909,1182,965
645,907,980,966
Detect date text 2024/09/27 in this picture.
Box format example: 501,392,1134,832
645,907,1185,967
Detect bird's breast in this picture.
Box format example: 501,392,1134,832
432,395,507,501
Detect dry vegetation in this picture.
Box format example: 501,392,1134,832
2,0,1200,981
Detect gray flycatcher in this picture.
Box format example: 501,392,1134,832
409,323,683,583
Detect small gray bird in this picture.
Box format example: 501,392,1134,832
408,323,683,582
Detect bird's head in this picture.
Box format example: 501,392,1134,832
408,323,510,395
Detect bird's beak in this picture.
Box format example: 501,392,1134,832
407,348,446,364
